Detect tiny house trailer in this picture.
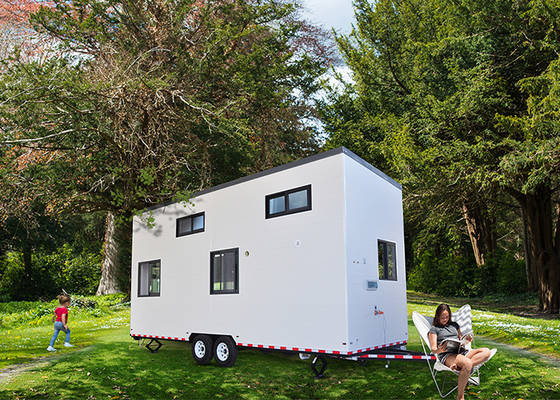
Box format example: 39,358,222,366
130,147,433,375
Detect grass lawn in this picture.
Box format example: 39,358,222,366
1,292,559,399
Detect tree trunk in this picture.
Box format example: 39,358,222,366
462,201,497,267
513,186,560,313
96,211,121,295
21,243,33,298
522,208,538,291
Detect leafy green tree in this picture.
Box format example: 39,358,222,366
0,0,332,294
320,0,560,311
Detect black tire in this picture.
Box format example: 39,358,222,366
213,336,238,367
191,335,213,365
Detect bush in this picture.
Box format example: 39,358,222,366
0,245,102,301
407,249,528,297
0,293,128,328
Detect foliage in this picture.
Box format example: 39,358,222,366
408,251,526,298
0,0,332,222
0,244,103,301
0,293,127,329
320,0,560,311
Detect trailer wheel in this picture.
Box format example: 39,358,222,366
191,335,213,365
213,336,238,367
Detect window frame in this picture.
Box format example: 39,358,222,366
138,259,161,297
176,212,205,237
377,240,397,281
265,184,312,219
210,248,239,295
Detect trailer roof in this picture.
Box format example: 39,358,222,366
144,146,401,213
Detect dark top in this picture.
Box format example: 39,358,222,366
428,322,460,345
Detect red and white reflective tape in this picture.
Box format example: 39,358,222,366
134,334,187,341
131,335,410,356
356,353,436,360
236,340,407,356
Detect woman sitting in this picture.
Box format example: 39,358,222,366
428,304,492,400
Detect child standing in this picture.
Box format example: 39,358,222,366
47,294,74,352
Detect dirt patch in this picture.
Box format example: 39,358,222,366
479,337,560,368
0,356,53,383
0,346,93,383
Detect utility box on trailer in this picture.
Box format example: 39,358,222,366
130,147,408,365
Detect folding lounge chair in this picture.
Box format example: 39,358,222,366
412,305,497,398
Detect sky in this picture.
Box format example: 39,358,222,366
300,0,355,35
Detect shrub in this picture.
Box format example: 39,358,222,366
407,249,528,297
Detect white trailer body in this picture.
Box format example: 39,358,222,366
130,147,408,356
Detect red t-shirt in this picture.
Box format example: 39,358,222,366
55,306,68,322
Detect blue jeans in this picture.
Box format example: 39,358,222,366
49,321,70,347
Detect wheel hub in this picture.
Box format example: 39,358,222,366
194,341,206,358
216,342,229,361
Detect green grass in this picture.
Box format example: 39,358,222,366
1,292,560,399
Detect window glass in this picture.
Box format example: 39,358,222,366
378,240,397,281
211,249,238,294
178,217,192,234
288,189,308,210
269,196,285,214
150,264,161,295
378,242,385,279
212,254,223,291
139,260,161,296
222,252,236,290
192,214,204,231
387,243,396,280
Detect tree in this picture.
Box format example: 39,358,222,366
320,0,560,311
0,0,332,294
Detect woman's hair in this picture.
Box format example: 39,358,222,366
57,294,71,305
433,303,452,327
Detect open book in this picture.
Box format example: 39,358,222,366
442,333,473,352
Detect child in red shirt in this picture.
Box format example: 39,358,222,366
47,294,74,351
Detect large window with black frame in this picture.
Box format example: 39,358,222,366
210,248,239,294
378,240,397,281
265,184,311,219
138,260,161,297
176,212,205,237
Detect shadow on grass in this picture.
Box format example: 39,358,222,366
1,327,559,400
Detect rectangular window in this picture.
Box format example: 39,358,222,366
378,240,397,281
210,248,239,295
176,212,205,237
138,260,161,297
265,185,311,219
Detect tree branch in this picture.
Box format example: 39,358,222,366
0,129,73,145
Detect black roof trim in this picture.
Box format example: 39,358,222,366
143,147,401,213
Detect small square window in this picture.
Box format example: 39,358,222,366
139,260,161,297
176,212,205,237
265,185,311,219
210,248,239,294
378,240,397,281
